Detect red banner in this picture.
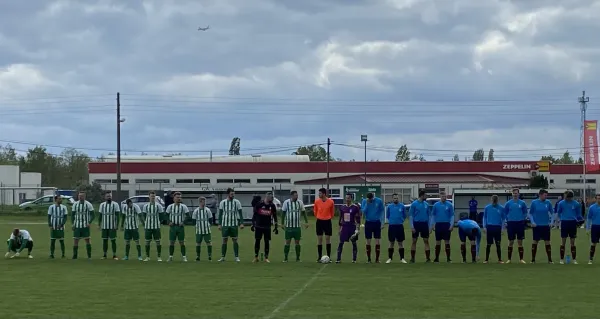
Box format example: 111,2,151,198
584,120,599,171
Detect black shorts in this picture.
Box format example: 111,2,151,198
532,225,551,242
8,240,33,252
560,220,578,239
591,225,600,244
364,221,382,239
459,228,476,242
507,221,525,241
485,225,502,244
412,221,430,239
316,219,333,236
388,225,405,242
434,222,452,241
254,226,271,241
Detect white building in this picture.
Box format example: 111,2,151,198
0,165,45,205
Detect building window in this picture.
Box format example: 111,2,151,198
566,179,597,184
135,179,153,184
152,179,170,184
257,179,274,183
328,189,341,198
274,178,291,184
135,190,150,196
302,189,316,204
382,188,412,204
235,179,251,184
175,179,193,184
94,179,112,184
550,179,554,184
194,179,210,184
573,189,596,199
111,179,129,184
217,179,234,184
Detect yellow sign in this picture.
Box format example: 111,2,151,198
585,121,597,130
536,160,549,172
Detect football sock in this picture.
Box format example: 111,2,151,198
207,245,212,258
196,246,201,257
495,242,502,260
590,245,596,260
507,246,513,261
560,245,565,260
59,240,65,256
284,244,290,260
337,243,344,261
410,249,416,260
470,244,476,262
399,248,405,259
351,242,357,261
180,244,186,257
545,244,552,262
445,243,451,260
136,244,141,257
388,247,394,259
111,240,117,256
233,242,239,257
221,243,227,257
425,249,431,260
326,243,331,257
125,244,131,257
295,244,301,260
375,244,380,261
317,244,323,258
50,239,56,256
571,245,576,260
435,244,441,260
518,246,524,260
86,244,91,258
102,239,108,255
531,244,537,261
145,245,151,257
366,244,372,261
72,244,77,258
485,244,491,261
156,244,162,257
264,240,270,258
254,239,261,257
169,245,175,256
461,244,467,261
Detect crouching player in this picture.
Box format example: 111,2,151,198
586,194,600,264
336,193,360,263
5,229,34,259
457,218,481,263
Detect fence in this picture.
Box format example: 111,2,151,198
0,186,57,213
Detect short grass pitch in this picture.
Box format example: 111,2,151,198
0,216,597,319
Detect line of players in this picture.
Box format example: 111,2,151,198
5,187,600,264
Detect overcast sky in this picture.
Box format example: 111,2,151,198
1,0,599,161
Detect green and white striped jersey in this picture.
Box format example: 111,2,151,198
122,204,142,230
71,200,95,228
192,207,212,234
218,198,242,227
48,204,68,229
98,201,121,229
166,203,189,226
282,199,305,228
142,202,164,229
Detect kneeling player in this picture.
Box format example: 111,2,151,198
457,219,481,263
192,197,213,261
336,194,360,263
586,194,600,264
5,229,34,259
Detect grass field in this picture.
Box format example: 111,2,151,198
0,215,597,319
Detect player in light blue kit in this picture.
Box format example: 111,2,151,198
585,194,600,264
457,218,481,263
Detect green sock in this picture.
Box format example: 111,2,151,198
221,243,227,257
50,239,56,256
145,245,150,257
295,244,301,260
180,245,186,257
102,239,108,255
233,242,239,257
196,246,201,257
125,244,131,257
284,244,290,260
207,245,213,258
86,244,92,258
59,240,65,256
157,245,162,257
111,240,117,255
136,245,141,257
169,245,174,256
73,246,78,258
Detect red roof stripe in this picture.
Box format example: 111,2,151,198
294,174,530,185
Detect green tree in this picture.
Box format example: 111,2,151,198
557,151,574,164
292,145,333,161
77,181,104,203
487,149,495,161
395,144,410,161
60,148,91,188
540,155,557,163
452,154,460,161
418,154,425,161
0,144,19,165
472,148,485,161
529,175,549,188
229,137,241,155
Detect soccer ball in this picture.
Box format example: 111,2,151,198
320,255,330,263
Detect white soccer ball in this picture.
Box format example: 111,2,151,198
320,255,330,263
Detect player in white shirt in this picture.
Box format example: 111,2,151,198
191,197,213,261
5,229,34,259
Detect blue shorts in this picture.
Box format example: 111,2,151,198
507,221,525,241
486,225,502,244
560,220,578,239
364,221,381,239
434,222,452,241
459,228,476,242
591,225,600,244
532,225,551,242
387,224,405,242
412,221,430,239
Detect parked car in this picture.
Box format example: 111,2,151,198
19,195,75,211
121,195,165,207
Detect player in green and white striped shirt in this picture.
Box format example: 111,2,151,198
166,192,189,262
47,195,68,259
218,188,244,262
142,191,165,261
98,192,121,260
192,197,213,261
121,199,143,261
71,191,95,259
281,191,309,262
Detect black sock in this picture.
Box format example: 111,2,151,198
531,243,537,261
425,249,431,260
560,245,565,260
434,244,441,260
485,244,491,261
571,245,577,260
495,242,502,261
460,244,466,261
470,244,476,262
375,244,380,261
445,243,451,260
388,247,394,259
317,244,323,259
399,248,405,259
545,244,552,262
254,239,260,257
410,249,416,260
508,246,513,261
366,245,372,261
326,243,331,257
264,240,270,259
591,245,596,260
518,246,524,260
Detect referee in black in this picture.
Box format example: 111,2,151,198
252,192,278,263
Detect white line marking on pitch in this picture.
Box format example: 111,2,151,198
263,264,328,319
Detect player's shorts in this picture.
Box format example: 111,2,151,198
73,227,90,239
285,227,302,241
434,222,452,241
169,226,185,241
339,224,356,242
485,225,502,245
101,229,118,240
50,229,65,240
506,221,525,241
388,224,405,242
124,229,140,241
459,228,476,242
532,225,551,242
195,233,212,243
221,226,239,238
364,221,382,239
560,220,578,239
7,240,33,252
315,219,333,236
412,221,430,239
591,225,600,244
254,226,271,241
144,229,161,241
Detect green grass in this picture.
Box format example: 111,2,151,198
0,216,597,319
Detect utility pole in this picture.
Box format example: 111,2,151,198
326,138,331,194
116,92,122,203
579,91,590,200
361,135,368,186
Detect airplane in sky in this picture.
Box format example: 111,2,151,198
198,25,210,31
